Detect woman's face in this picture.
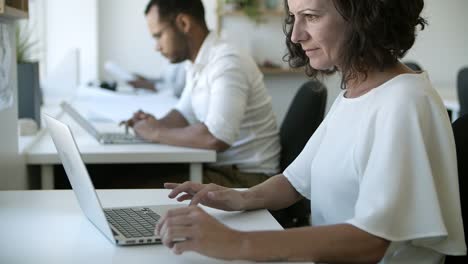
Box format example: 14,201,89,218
288,0,348,70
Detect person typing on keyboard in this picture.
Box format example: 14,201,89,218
152,0,466,263
122,0,281,188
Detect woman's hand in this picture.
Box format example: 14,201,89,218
156,206,244,259
165,182,247,211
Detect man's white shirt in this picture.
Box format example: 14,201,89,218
175,32,281,174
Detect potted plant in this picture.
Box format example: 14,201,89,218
16,20,42,128
224,0,262,22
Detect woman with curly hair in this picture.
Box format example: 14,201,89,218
155,0,467,262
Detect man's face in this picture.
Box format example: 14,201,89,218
146,5,189,63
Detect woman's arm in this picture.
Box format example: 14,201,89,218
241,174,303,211
238,223,390,263
166,175,303,211
157,206,390,263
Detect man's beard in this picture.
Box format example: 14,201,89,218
170,29,190,63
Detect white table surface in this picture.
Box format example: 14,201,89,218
0,189,310,264
24,113,216,165
434,84,460,121
21,88,216,188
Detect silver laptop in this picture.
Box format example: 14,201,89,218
60,102,146,144
44,114,184,245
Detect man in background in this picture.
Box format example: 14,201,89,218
125,0,281,187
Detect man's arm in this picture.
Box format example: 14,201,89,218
132,110,230,151
127,75,157,91
157,109,190,128
152,122,230,151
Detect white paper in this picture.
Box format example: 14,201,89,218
104,61,136,82
73,86,178,123
0,24,14,112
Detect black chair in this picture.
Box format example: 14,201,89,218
457,67,468,117
271,80,327,228
404,61,423,72
445,115,468,262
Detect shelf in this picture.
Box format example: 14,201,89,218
260,67,304,75
0,6,28,19
0,0,28,20
218,0,284,18
221,10,284,17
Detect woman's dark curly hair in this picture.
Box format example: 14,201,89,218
283,0,428,88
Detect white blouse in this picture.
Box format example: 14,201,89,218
284,72,466,263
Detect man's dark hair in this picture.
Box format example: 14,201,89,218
283,0,428,88
144,0,206,26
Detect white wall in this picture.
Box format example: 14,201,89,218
406,0,468,86
98,0,217,80
43,0,98,85
0,20,26,190
39,0,468,123
95,0,468,124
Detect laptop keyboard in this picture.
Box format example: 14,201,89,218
103,133,140,141
104,208,161,238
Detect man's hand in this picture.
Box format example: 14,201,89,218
119,110,152,128
132,115,164,142
127,75,157,91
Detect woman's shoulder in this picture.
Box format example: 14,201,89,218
374,72,441,109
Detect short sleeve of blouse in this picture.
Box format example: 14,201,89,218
346,89,465,255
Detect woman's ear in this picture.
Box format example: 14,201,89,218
175,13,191,34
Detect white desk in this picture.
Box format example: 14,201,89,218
0,189,307,264
22,114,216,189
21,87,216,189
435,85,460,121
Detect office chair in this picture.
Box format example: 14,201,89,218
271,80,327,228
445,115,468,263
457,67,468,117
404,61,423,72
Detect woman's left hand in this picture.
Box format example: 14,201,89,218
156,206,244,260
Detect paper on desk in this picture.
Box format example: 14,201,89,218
104,61,136,82
73,87,178,123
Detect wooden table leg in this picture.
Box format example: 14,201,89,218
189,163,203,183
41,165,54,190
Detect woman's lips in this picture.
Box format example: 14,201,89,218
304,48,320,56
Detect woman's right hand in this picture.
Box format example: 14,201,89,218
164,182,247,211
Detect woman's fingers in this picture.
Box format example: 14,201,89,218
164,182,180,189
177,193,193,202
189,184,220,206
172,239,198,255
160,226,193,248
167,181,204,199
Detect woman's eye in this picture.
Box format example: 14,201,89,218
304,14,318,21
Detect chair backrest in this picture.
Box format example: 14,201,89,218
280,80,327,170
446,115,468,262
457,67,468,117
404,61,423,72
273,80,327,228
